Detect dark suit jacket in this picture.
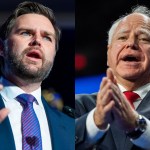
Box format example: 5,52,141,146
0,95,74,150
75,92,150,150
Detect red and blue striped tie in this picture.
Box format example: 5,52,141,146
16,94,42,150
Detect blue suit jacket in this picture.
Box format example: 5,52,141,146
75,92,150,150
0,95,74,150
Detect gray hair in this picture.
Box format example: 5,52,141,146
108,5,150,45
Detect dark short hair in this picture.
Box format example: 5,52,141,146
0,1,61,51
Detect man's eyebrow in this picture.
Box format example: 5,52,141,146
15,27,32,32
136,28,150,36
115,28,150,36
43,31,56,39
15,27,56,38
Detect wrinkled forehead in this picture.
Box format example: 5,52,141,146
116,13,150,33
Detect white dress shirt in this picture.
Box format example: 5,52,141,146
0,77,52,150
86,83,150,149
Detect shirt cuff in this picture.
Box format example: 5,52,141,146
86,108,110,144
131,116,150,149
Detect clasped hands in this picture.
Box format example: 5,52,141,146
94,68,139,132
0,85,9,123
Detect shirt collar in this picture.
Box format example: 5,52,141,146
0,77,42,106
118,83,150,99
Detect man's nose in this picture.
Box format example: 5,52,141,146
29,35,41,46
125,36,138,50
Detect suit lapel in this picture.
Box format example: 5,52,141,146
136,90,150,118
42,97,70,150
0,95,16,150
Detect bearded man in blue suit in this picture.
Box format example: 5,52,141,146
0,1,74,150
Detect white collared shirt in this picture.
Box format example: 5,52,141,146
0,77,52,150
118,83,150,109
86,83,150,149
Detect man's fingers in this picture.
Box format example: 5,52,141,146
103,100,115,114
107,68,114,82
97,77,109,103
0,108,9,123
100,77,107,90
107,68,117,85
97,80,113,105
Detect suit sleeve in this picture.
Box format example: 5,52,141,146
131,116,150,149
75,94,107,149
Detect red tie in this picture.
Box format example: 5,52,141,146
123,91,140,109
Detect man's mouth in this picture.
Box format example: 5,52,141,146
122,55,140,62
26,50,42,60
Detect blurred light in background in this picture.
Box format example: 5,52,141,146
75,74,106,94
75,53,87,71
42,88,64,111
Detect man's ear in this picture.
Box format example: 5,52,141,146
0,39,4,57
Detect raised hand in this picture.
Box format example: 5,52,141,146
94,68,139,132
0,108,9,123
106,68,139,131
94,70,115,129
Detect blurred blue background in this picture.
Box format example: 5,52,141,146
75,74,105,94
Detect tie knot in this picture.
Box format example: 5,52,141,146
123,91,140,108
16,94,36,107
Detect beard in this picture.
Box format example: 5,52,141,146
4,48,53,83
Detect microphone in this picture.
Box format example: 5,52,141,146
26,136,38,149
63,106,75,118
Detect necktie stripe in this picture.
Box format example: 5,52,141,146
16,94,42,150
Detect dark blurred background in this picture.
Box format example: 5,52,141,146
75,0,150,94
0,0,74,110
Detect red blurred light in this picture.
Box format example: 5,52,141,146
75,54,87,71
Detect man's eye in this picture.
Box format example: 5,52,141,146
43,36,52,42
118,36,127,40
21,31,31,36
139,38,149,41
